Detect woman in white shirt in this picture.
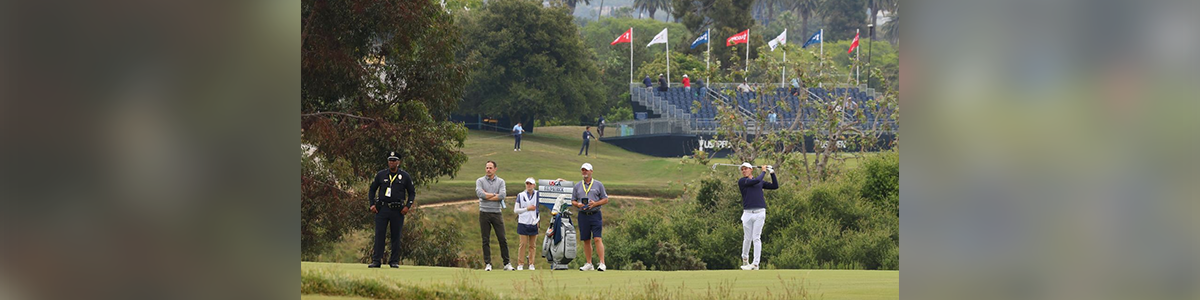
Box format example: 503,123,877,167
514,177,541,270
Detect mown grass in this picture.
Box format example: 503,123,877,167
302,261,899,300
418,127,707,204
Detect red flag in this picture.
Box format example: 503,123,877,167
611,28,632,45
847,31,860,54
726,29,749,46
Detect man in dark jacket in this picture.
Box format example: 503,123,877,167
642,75,653,88
579,126,595,156
367,151,416,268
658,74,668,91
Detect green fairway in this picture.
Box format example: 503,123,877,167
302,261,898,300
417,126,881,204
418,126,709,203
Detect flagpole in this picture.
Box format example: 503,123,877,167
819,29,823,88
782,43,786,87
745,29,750,75
706,29,710,86
854,29,860,83
666,29,670,88
629,28,633,83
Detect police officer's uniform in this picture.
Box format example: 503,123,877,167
368,151,415,267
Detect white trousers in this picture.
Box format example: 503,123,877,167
741,208,766,265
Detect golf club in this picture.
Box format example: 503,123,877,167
710,163,743,170
711,163,775,173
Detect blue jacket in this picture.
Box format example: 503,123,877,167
738,172,778,209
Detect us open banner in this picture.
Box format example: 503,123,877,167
537,179,573,209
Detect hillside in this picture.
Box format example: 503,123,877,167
419,126,710,203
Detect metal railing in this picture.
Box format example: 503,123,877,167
629,84,692,121
609,118,691,136
624,83,895,136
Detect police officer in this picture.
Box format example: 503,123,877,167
367,151,416,268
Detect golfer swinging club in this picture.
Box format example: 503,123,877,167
737,162,778,270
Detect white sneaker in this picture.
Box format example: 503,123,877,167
597,263,606,271
517,265,524,271
528,264,535,270
743,258,750,266
503,264,515,271
579,263,594,271
485,264,492,271
740,264,753,270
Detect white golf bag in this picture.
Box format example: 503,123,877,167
542,195,577,270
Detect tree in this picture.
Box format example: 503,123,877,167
671,0,711,33
794,0,823,38
555,0,591,16
611,6,635,18
460,0,605,125
881,11,898,46
821,0,866,41
301,0,471,256
698,41,898,184
635,0,671,21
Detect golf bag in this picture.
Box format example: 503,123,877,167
542,210,577,270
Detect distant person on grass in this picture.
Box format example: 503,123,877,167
367,151,415,268
512,122,524,151
737,163,778,270
597,116,606,138
476,160,513,271
514,177,541,270
579,126,595,156
554,162,609,271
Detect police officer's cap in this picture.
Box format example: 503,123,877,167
387,151,400,161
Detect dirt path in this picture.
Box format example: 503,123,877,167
421,195,659,208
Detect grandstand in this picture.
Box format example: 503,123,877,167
602,83,897,157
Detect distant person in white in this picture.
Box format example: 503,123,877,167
512,122,524,151
514,177,541,270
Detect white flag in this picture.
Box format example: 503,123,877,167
768,29,787,51
647,28,668,47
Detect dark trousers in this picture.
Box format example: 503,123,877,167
514,135,521,150
579,141,589,155
371,206,405,264
479,212,510,265
598,126,604,137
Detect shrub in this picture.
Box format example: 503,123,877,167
602,152,899,270
859,151,899,213
654,241,706,271
604,206,668,270
357,209,466,267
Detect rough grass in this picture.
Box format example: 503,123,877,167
302,262,899,300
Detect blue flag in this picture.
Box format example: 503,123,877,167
801,30,822,48
690,30,709,49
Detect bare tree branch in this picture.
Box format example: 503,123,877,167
300,111,380,121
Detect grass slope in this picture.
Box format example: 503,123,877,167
419,126,709,203
302,262,898,300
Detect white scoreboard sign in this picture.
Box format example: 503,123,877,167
537,179,573,209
